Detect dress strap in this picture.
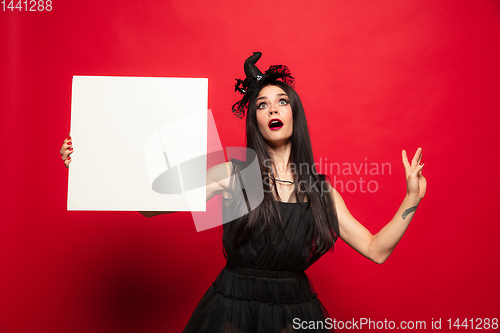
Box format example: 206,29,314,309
225,264,305,278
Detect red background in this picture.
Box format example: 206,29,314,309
1,1,499,332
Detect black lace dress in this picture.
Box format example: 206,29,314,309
182,161,335,333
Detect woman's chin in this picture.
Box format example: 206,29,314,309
263,135,292,148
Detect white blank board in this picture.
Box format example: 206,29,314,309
68,76,208,211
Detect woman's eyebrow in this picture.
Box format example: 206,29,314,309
257,93,288,101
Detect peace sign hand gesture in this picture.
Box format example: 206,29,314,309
402,147,426,201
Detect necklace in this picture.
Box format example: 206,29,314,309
269,176,295,185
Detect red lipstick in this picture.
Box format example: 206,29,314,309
268,118,284,131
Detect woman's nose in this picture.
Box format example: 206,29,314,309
269,105,279,115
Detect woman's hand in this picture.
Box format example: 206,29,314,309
402,147,426,200
60,134,73,168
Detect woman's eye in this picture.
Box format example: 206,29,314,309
279,99,289,105
258,103,267,109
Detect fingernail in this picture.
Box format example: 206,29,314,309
68,156,71,160
68,136,72,140
69,147,73,151
419,162,424,166
68,142,72,145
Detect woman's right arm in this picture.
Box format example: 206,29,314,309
60,136,232,218
139,161,232,218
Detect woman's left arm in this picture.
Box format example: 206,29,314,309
332,147,426,264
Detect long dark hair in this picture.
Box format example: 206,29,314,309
227,80,339,262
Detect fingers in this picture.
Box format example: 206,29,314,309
403,147,424,174
60,135,73,168
403,147,426,199
411,147,422,167
402,150,411,171
61,146,73,160
417,162,424,176
410,161,424,178
64,156,72,168
60,135,72,154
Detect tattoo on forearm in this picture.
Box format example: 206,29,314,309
402,206,418,220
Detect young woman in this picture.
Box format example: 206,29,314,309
60,52,426,332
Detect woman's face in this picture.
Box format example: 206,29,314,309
255,85,293,146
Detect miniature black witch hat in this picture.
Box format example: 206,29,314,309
232,52,294,118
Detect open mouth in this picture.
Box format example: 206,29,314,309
268,118,284,131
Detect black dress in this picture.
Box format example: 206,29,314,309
182,160,335,333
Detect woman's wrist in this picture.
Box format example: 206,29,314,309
404,193,422,206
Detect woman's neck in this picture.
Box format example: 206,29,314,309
266,141,293,177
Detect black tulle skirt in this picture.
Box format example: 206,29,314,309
182,265,335,333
